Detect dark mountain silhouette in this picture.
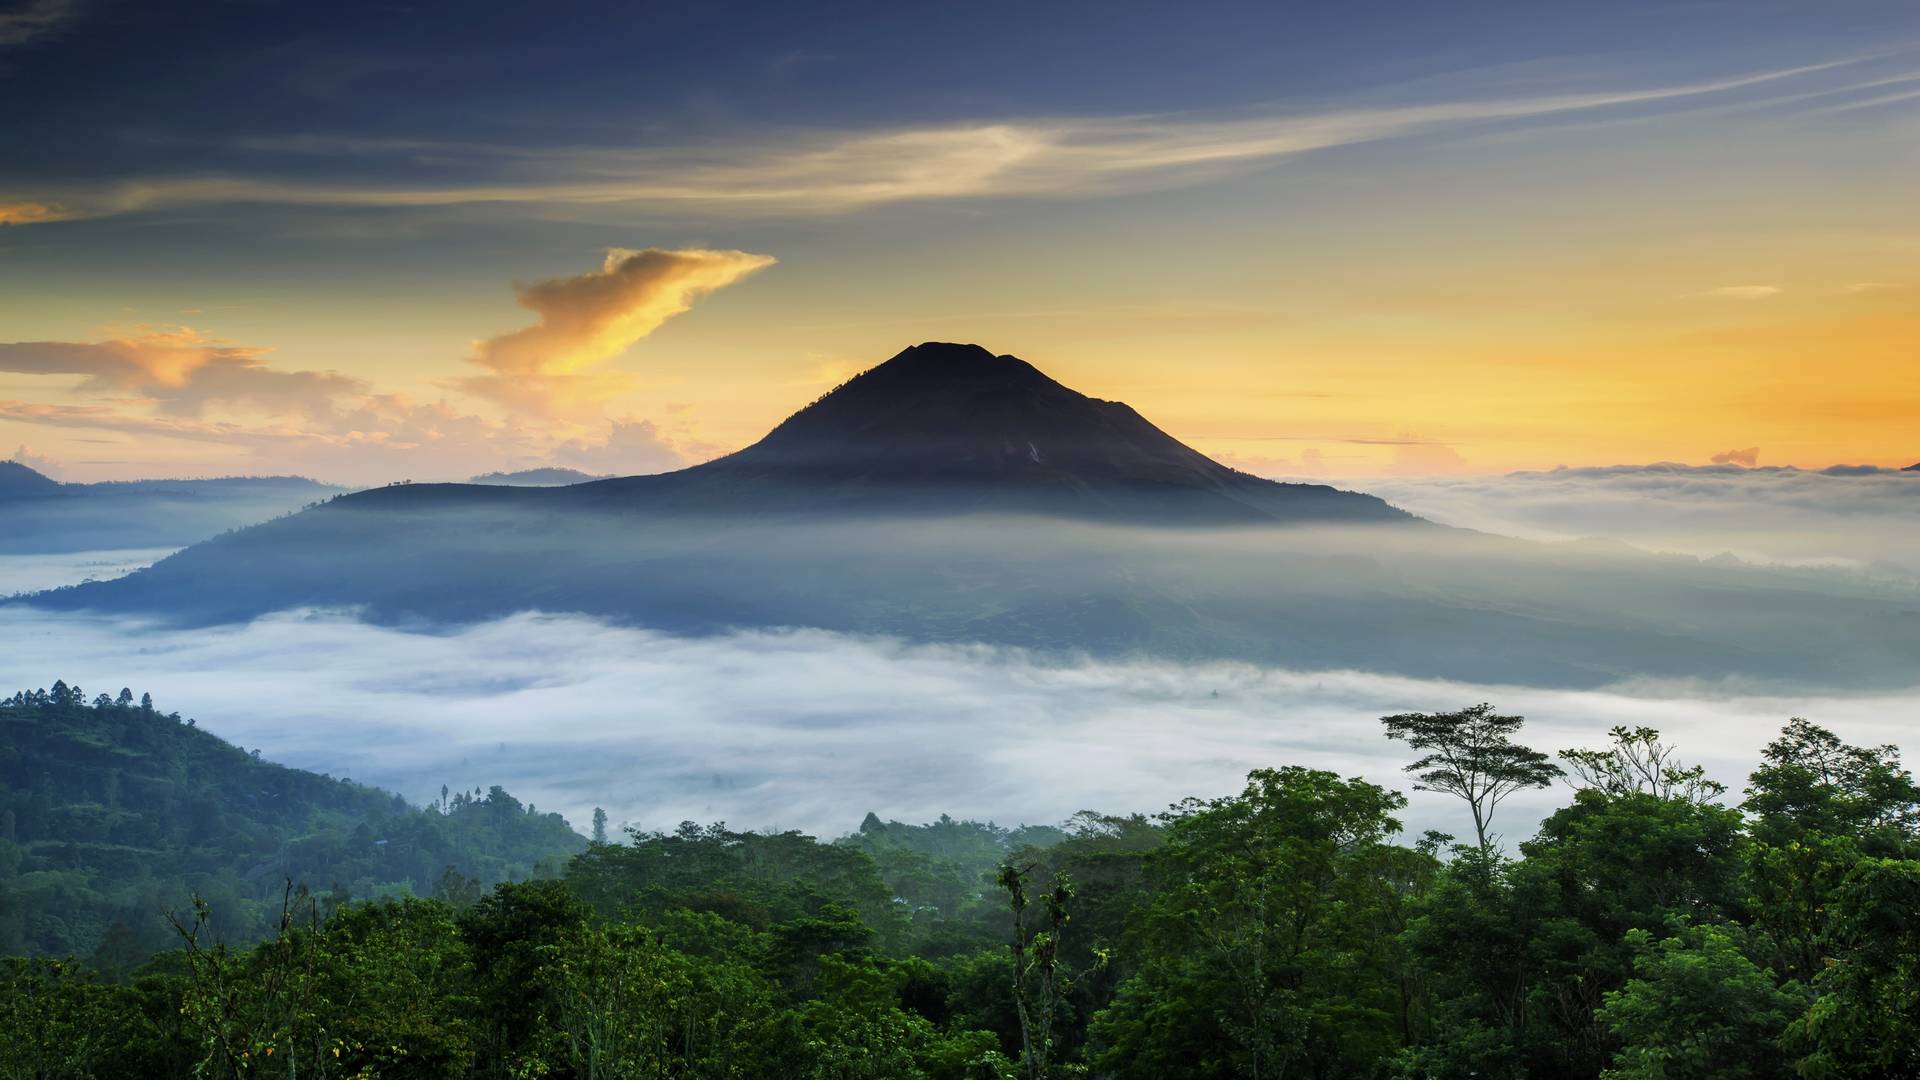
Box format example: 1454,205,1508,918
0,460,62,497
358,343,1406,523
564,343,1403,522
23,344,1920,690
1906,462,1919,472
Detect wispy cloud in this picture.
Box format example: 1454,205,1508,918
458,247,776,417
1699,285,1783,299
0,200,80,226
1711,446,1760,466
0,60,1865,223
0,0,79,48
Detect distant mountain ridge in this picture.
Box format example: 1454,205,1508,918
468,467,611,486
0,463,343,555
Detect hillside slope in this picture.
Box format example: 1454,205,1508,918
0,682,584,964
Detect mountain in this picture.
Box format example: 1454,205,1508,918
0,465,344,556
23,344,1920,690
1907,462,1919,472
559,343,1407,522
468,467,610,486
0,681,585,963
0,461,62,497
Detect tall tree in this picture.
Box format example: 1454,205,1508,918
1382,704,1561,852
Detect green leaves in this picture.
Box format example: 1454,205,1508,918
1382,704,1562,852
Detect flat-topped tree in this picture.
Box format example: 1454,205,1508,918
1381,703,1562,854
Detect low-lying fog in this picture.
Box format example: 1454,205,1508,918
2,605,1911,847
0,548,179,597
1357,463,1920,575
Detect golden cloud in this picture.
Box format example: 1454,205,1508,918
456,247,775,416
0,201,79,226
0,326,365,417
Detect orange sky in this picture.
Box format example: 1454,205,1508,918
2,43,1916,483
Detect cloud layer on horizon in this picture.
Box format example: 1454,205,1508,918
1356,463,1920,573
1,605,1911,844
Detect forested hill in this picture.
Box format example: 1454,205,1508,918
0,682,584,965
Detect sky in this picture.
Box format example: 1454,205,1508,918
2,0,1917,483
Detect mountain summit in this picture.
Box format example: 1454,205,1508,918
573,343,1406,523
732,342,1244,482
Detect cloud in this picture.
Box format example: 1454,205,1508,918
0,389,704,485
1354,463,1920,574
0,604,1912,843
0,201,79,226
1840,281,1907,294
0,59,1864,223
550,418,687,475
1391,438,1468,475
1700,285,1783,300
0,0,78,48
1711,447,1760,466
0,327,365,418
0,249,763,481
7,443,60,477
457,248,776,417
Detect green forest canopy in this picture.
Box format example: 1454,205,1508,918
0,683,584,963
1,687,1916,1078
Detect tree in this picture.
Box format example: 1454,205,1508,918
1092,768,1422,1080
1596,921,1804,1080
1382,704,1561,852
1561,726,1725,804
997,862,1081,1080
1783,857,1920,1076
1745,718,1919,849
591,807,609,845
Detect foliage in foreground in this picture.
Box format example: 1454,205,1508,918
1,700,1916,1079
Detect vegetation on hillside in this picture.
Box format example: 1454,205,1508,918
0,684,584,966
0,694,1915,1078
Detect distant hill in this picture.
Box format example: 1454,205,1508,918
468,467,610,486
0,462,344,556
1907,462,1919,471
0,683,584,964
26,344,1920,690
0,461,62,497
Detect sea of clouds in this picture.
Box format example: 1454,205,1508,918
2,605,1911,847
1355,463,1920,574
4,462,1914,846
